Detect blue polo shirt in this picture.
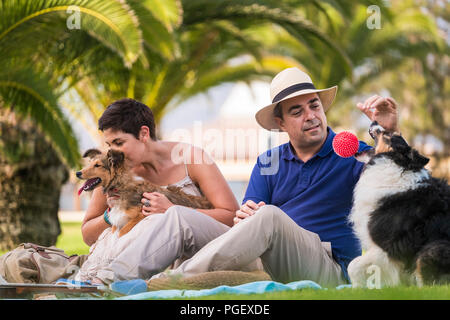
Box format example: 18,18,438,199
243,127,372,282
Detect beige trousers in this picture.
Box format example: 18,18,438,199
150,205,347,287
98,205,231,283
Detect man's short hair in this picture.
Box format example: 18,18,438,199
273,102,283,119
98,98,157,140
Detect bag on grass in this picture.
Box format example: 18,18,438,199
0,243,88,284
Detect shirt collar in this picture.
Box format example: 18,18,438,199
282,127,335,161
317,127,335,158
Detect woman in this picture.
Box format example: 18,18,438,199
81,98,239,283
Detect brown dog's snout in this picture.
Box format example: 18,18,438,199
76,171,82,179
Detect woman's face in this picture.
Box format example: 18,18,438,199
103,128,146,168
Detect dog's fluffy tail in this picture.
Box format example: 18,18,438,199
415,240,450,286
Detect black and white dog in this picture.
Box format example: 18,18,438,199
348,122,450,287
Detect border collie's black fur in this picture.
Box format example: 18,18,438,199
367,135,430,172
369,177,450,284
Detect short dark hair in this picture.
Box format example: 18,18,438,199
273,102,283,119
98,98,157,140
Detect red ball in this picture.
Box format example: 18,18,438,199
332,131,359,158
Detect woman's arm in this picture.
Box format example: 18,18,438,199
81,187,109,246
187,147,239,227
141,146,238,226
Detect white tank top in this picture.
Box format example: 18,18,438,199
162,162,203,197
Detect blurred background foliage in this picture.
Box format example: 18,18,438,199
0,0,448,249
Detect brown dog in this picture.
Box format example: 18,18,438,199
76,148,213,237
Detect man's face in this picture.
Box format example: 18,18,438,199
275,93,328,149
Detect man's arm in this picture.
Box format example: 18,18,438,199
242,156,272,205
357,95,399,132
235,156,272,225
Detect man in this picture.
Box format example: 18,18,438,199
150,67,399,287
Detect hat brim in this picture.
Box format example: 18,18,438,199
255,86,338,131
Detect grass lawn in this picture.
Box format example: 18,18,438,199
186,285,450,300
0,221,89,257
55,221,90,256
1,222,449,300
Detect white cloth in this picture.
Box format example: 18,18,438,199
75,214,156,283
94,206,230,284
161,163,203,197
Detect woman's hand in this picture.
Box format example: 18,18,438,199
357,95,399,132
141,192,174,215
233,200,266,225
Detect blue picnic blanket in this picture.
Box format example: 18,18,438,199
110,279,352,300
54,278,352,299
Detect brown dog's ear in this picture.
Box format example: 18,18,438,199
83,148,102,159
107,149,125,169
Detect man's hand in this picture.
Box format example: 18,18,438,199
141,192,174,215
233,200,266,225
357,95,399,132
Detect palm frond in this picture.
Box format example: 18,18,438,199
127,0,180,61
138,0,183,31
168,55,301,110
0,0,143,67
182,0,353,77
0,66,80,168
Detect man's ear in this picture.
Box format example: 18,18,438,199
83,148,102,159
107,149,125,169
274,117,285,131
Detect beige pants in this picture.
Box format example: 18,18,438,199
98,205,231,283
150,205,346,287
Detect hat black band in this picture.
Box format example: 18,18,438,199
272,82,316,103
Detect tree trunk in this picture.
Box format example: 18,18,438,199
0,113,69,251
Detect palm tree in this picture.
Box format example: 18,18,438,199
0,0,144,250
0,0,355,250
0,110,69,249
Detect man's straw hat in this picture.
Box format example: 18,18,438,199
255,67,338,131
